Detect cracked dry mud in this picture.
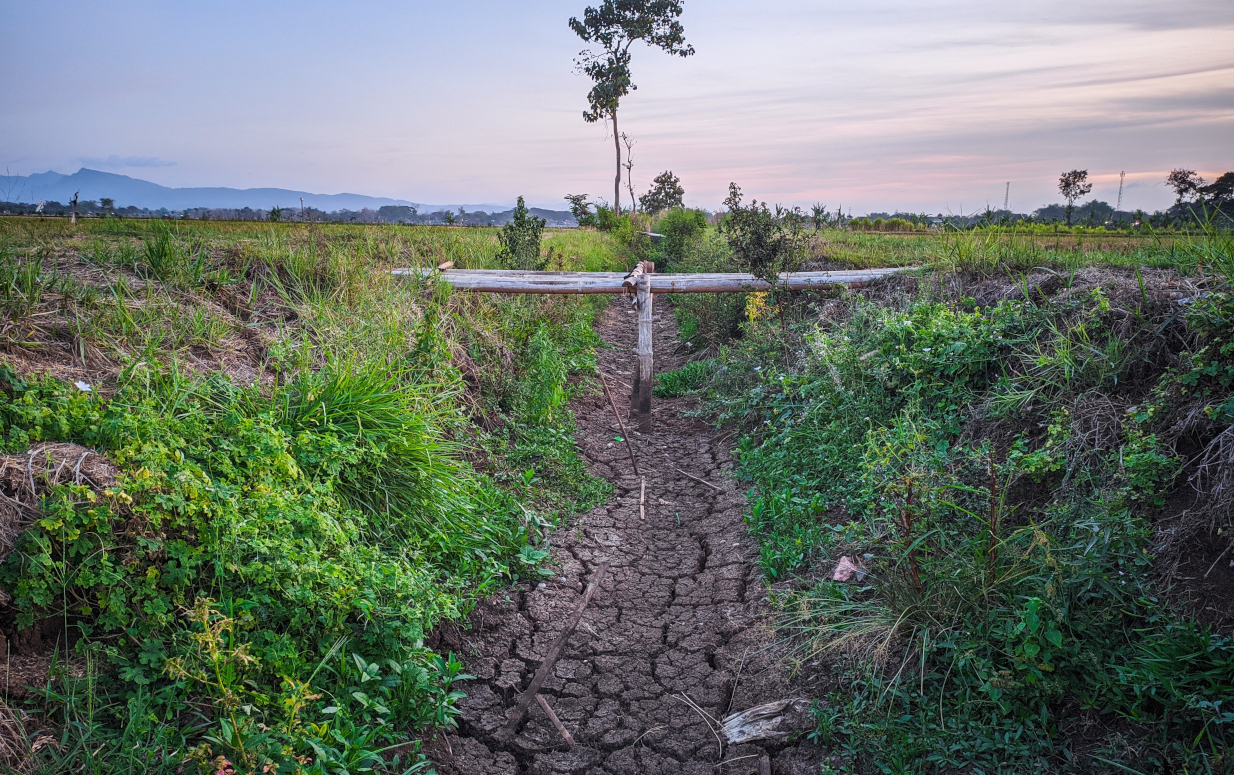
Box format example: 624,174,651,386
427,298,823,775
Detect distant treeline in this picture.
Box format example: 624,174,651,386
853,198,1233,232
0,200,578,227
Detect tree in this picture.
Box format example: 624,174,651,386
1058,170,1092,226
570,0,694,213
99,197,114,213
639,170,684,214
1166,168,1205,205
564,193,598,228
497,197,547,270
1199,172,1234,208
269,206,282,223
810,203,829,230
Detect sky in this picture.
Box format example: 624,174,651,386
2,0,1232,214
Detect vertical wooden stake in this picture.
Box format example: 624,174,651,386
636,262,654,432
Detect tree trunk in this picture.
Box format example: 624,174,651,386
612,110,621,214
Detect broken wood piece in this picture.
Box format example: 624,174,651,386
535,694,575,746
720,699,811,745
674,466,723,492
599,373,639,476
504,561,611,736
436,261,454,270
639,477,646,521
759,752,772,775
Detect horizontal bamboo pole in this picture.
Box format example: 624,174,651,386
392,267,912,294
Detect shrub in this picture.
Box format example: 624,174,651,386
720,183,805,287
652,208,707,270
670,230,746,349
497,196,546,270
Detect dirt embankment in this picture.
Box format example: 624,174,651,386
427,298,825,775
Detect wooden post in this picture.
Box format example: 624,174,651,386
623,263,646,413
636,262,654,432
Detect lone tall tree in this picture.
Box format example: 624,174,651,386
1058,170,1092,226
570,0,693,213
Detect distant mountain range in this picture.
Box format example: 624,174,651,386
0,168,512,213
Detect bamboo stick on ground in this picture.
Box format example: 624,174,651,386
600,374,639,476
503,562,611,736
674,466,723,492
535,694,575,746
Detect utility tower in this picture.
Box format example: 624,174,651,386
1116,171,1125,212
1004,182,1009,211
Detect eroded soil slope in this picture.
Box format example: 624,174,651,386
429,298,823,775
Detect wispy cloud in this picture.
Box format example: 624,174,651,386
77,155,176,169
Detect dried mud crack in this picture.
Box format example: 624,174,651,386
427,299,823,775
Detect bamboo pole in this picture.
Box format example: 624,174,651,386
395,268,911,294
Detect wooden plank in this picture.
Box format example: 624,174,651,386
503,562,611,736
393,268,913,294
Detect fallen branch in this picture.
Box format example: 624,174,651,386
535,694,575,747
675,466,722,492
640,477,646,521
600,373,639,476
504,561,610,736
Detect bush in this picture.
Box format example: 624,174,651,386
670,230,747,349
652,208,707,270
497,196,546,270
720,183,805,286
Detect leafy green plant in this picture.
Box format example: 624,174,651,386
720,183,806,288
651,207,706,270
496,196,546,270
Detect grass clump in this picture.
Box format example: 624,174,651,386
653,357,720,397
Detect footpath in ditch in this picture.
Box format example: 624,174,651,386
428,298,825,775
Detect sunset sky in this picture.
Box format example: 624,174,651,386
3,0,1232,213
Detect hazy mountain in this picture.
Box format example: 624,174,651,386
0,168,510,213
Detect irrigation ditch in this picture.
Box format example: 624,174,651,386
425,297,826,775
